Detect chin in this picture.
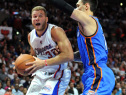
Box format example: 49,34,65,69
36,29,42,31
35,27,41,30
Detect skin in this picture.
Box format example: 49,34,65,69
71,0,97,36
25,9,74,75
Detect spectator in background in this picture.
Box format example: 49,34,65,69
13,77,20,86
12,83,23,95
68,82,79,95
23,88,27,95
23,76,30,89
115,82,122,95
4,87,14,95
111,87,117,95
0,64,8,86
11,74,19,86
7,68,15,81
19,84,24,94
74,76,81,87
120,81,125,88
0,80,6,95
20,76,26,85
0,53,6,66
121,87,125,95
76,84,83,95
4,78,11,90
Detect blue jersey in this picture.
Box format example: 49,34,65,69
77,16,108,69
77,16,115,94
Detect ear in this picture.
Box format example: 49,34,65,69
85,3,90,10
46,17,48,23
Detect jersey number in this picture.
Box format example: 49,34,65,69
45,48,57,58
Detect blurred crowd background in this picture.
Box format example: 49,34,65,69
0,0,125,95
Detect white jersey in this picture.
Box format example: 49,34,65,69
30,23,68,73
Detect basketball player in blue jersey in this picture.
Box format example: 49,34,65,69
50,0,115,94
24,6,74,95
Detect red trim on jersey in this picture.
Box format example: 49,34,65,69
53,65,61,78
57,70,64,94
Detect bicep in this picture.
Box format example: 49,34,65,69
71,9,93,25
58,36,72,54
71,9,97,36
52,27,73,54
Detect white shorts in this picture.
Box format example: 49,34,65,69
26,68,71,95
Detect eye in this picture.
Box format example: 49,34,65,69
32,15,37,18
34,16,37,18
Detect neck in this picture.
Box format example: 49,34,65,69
87,11,93,16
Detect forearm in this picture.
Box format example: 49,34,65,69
45,52,73,66
50,0,74,16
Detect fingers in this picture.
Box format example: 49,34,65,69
33,56,37,60
55,46,61,55
12,62,16,70
55,49,59,55
25,64,37,75
28,66,37,75
25,64,34,71
26,62,34,66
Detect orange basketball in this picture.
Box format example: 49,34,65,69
15,54,35,76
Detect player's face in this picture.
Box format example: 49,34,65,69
76,0,86,11
32,10,48,31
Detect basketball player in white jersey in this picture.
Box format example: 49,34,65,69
25,6,74,95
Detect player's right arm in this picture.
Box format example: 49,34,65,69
28,33,36,56
50,0,97,36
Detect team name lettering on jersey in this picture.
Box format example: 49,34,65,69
35,44,53,55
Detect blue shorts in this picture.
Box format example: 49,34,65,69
82,64,115,95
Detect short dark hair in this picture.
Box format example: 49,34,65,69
82,0,98,12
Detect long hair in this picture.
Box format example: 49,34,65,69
82,0,98,12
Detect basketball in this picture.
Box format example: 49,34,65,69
15,54,35,76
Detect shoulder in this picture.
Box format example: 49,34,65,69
51,25,67,42
51,26,65,34
28,32,31,41
51,25,66,37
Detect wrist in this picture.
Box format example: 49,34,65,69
45,60,47,66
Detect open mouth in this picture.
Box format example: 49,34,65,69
36,23,41,26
